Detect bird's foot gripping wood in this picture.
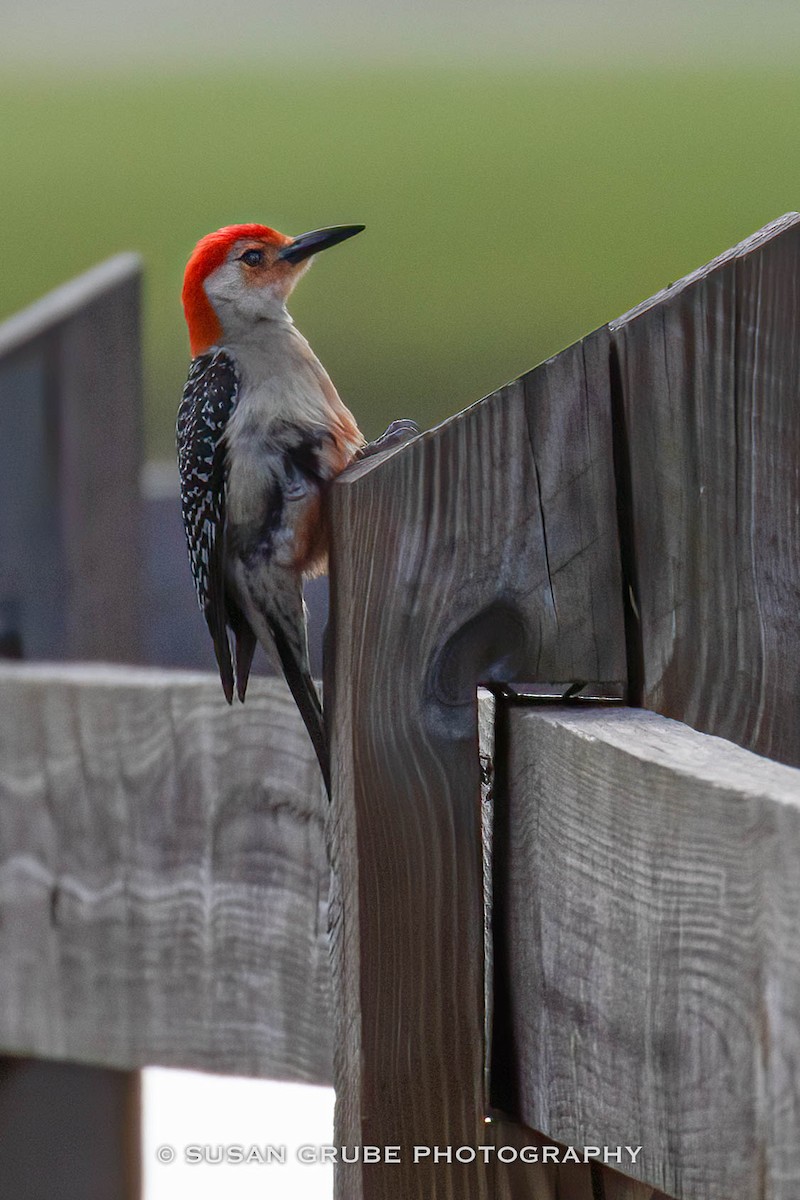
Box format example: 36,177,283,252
356,419,420,460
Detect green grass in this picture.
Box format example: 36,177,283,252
2,67,799,455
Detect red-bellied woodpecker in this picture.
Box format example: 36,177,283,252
177,221,416,795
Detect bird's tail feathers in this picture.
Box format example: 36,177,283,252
212,605,326,794
227,601,257,702
206,524,235,703
269,618,330,798
207,608,235,704
234,626,258,702
234,566,330,796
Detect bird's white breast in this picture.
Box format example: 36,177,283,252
221,318,344,544
226,318,336,435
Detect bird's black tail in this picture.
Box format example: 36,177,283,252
270,620,330,798
227,601,257,703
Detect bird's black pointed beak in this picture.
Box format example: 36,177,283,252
278,224,365,264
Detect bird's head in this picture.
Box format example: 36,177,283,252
182,222,365,357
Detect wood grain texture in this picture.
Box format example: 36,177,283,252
327,329,627,1199
499,704,800,1200
610,212,800,765
0,255,144,663
0,664,331,1083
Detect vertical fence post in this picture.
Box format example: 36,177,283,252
326,328,626,1198
0,257,144,1200
609,212,800,766
0,255,144,662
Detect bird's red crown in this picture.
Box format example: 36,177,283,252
182,223,291,357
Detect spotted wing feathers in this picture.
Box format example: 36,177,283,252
176,350,240,701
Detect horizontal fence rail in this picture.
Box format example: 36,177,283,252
495,704,800,1200
0,664,330,1084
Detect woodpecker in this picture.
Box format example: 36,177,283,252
177,221,414,795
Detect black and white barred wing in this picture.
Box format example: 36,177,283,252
176,349,239,700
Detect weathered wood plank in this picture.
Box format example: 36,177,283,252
327,329,627,1198
498,704,800,1200
610,212,800,766
0,255,143,662
0,664,330,1083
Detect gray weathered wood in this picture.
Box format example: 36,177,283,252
0,255,144,662
326,215,800,1199
499,704,800,1200
610,212,800,766
0,664,331,1083
327,329,627,1198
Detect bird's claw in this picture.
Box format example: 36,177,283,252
357,419,420,460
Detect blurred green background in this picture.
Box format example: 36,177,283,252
2,3,800,458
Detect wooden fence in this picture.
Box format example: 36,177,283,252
0,216,799,1199
0,255,143,663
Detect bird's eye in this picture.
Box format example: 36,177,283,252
239,248,264,267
